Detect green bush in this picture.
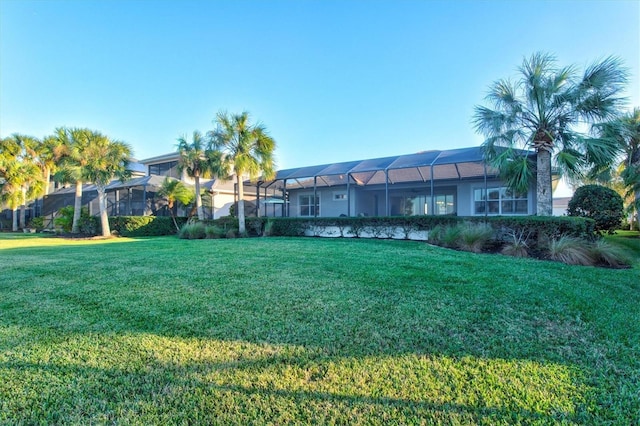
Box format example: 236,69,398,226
109,216,187,237
568,185,624,234
264,218,308,237
178,222,206,239
54,206,100,235
28,217,44,231
205,225,226,239
260,215,596,242
246,217,266,236
440,224,463,248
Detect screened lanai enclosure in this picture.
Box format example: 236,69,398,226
247,146,538,218
39,176,188,227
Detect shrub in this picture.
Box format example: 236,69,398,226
501,241,529,258
28,217,44,231
109,216,186,237
457,222,494,253
54,206,99,235
568,185,624,234
258,216,596,242
178,222,206,239
547,236,594,266
205,225,226,239
590,239,631,268
246,217,266,236
264,218,307,237
440,225,463,248
499,228,532,258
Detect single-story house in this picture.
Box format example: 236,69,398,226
247,146,540,218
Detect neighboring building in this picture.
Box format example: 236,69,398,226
248,146,538,218
31,153,251,227
140,152,247,219
553,197,571,216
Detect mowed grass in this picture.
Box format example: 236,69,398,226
0,233,638,425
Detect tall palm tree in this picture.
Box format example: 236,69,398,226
82,134,132,237
473,53,628,216
157,177,194,231
592,108,640,227
37,135,65,196
55,127,92,233
1,135,46,229
619,108,640,228
177,131,211,221
207,111,276,234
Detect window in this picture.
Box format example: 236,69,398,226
299,195,320,217
148,161,179,178
390,193,455,216
333,192,347,201
426,194,456,215
474,187,528,215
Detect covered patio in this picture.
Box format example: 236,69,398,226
248,146,535,218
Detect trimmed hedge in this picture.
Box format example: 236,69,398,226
107,214,596,241
259,215,596,241
109,216,188,237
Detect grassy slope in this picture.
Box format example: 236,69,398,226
0,234,638,425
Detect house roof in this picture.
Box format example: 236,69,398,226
139,152,180,164
253,146,530,190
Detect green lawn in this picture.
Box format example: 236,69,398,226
1,233,638,425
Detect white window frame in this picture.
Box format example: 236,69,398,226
473,187,528,215
299,194,320,217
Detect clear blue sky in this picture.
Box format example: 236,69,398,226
1,0,638,170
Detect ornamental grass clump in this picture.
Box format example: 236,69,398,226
458,223,494,253
501,240,529,258
547,236,594,266
178,222,206,239
590,239,631,268
205,225,226,239
500,228,532,258
441,225,463,248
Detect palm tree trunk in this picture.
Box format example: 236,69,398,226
72,181,83,233
19,187,27,229
168,202,180,232
12,207,18,232
97,187,110,237
237,174,246,234
536,148,553,216
632,150,640,230
195,174,204,221
44,167,51,196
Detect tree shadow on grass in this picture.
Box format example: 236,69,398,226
0,342,586,424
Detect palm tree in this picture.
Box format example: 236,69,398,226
1,135,46,229
207,111,276,234
177,131,211,221
0,137,20,230
82,134,132,237
592,108,640,227
473,53,628,216
55,127,92,233
37,135,65,196
157,177,194,231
